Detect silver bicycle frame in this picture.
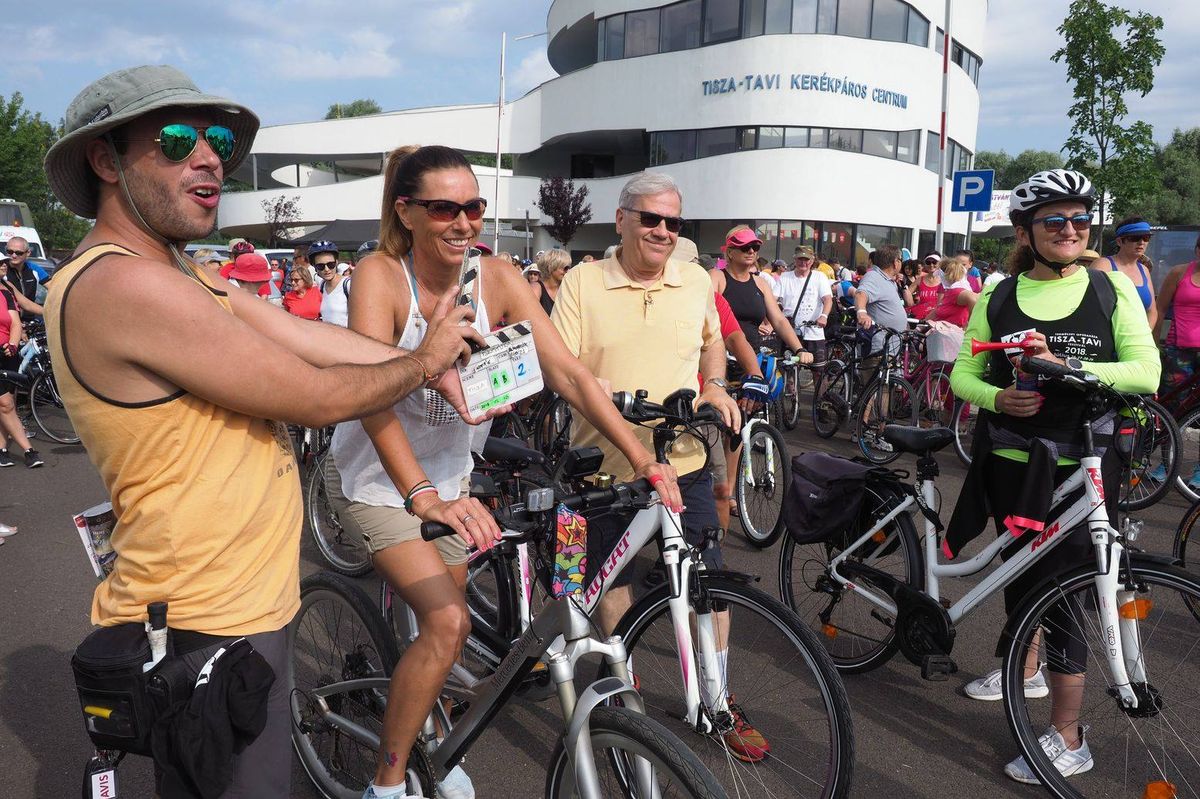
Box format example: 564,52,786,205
828,454,1144,707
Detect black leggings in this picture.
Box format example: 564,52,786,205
985,453,1119,674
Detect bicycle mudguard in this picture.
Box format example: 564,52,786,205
564,676,645,763
994,552,1184,656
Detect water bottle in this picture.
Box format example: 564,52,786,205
143,601,168,673
18,338,36,373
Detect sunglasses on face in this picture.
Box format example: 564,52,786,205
400,196,487,222
149,124,236,162
5,249,27,256
1122,235,1152,243
314,262,336,271
621,207,685,234
731,243,761,254
1030,213,1093,233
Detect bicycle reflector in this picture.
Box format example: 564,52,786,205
1119,598,1153,620
822,624,838,639
1142,780,1177,799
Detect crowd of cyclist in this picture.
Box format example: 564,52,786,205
25,61,1200,799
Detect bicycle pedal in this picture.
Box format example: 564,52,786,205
921,654,958,681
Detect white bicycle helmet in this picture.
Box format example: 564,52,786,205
1009,169,1095,216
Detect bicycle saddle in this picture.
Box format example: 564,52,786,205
882,424,955,455
481,436,545,466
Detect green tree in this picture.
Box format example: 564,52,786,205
0,92,91,252
1053,0,1164,245
260,195,302,247
1128,128,1200,225
324,99,383,119
974,150,1011,186
535,177,591,247
973,150,1065,190
463,152,514,170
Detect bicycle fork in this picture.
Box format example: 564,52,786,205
739,417,775,490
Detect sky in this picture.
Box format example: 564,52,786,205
4,0,1198,158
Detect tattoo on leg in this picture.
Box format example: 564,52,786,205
385,750,399,767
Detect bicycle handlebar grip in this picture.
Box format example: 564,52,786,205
420,521,457,541
1020,356,1079,380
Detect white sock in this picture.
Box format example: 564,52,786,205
366,780,409,798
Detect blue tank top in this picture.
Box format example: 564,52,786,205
1107,256,1152,310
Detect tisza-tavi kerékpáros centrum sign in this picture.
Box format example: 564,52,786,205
701,72,908,108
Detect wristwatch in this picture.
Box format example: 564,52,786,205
707,378,730,390
1064,357,1084,371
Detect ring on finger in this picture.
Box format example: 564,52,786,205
462,515,475,522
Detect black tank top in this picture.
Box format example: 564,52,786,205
984,274,1117,442
722,272,767,349
538,283,555,316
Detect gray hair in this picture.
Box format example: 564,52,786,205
603,244,619,259
618,172,683,211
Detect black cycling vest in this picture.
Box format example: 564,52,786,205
984,273,1117,442
722,272,767,349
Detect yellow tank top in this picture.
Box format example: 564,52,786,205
44,244,301,635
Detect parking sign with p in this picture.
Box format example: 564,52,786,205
951,169,995,213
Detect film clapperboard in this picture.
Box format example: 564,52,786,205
458,320,544,416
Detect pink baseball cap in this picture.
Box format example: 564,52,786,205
725,228,762,249
228,252,270,282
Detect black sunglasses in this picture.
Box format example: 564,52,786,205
1030,213,1093,233
1122,234,1152,243
621,207,685,234
5,248,27,256
400,197,487,222
732,243,761,254
313,262,337,271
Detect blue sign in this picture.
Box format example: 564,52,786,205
951,170,995,213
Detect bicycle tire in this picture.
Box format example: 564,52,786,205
951,399,976,467
1118,396,1181,511
291,572,433,799
781,365,803,430
1000,557,1200,799
609,575,854,799
533,394,572,464
1173,497,1200,574
734,422,790,548
307,452,372,577
544,706,728,799
915,366,954,430
854,375,918,465
812,360,849,439
778,484,924,673
28,371,80,444
1173,405,1200,504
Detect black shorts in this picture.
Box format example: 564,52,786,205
585,470,723,589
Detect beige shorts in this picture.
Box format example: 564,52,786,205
702,423,727,483
323,454,470,566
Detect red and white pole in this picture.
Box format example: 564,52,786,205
934,0,952,254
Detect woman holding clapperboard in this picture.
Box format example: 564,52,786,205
326,144,680,799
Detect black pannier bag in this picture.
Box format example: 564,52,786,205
783,452,903,546
72,622,160,755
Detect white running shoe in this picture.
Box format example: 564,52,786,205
0,523,18,537
964,667,1048,701
436,765,475,799
1004,726,1093,784
362,784,424,799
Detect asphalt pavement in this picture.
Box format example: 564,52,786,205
0,418,1192,798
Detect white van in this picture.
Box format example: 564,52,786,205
0,225,47,259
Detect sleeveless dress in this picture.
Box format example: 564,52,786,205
722,272,767,350
331,256,491,505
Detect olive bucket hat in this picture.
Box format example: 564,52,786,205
44,64,259,219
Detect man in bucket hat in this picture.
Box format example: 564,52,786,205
43,65,491,797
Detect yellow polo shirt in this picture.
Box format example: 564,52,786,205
816,261,836,281
551,251,723,482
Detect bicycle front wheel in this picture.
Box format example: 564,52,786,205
1001,557,1200,799
951,399,976,466
612,575,854,799
734,422,790,548
855,375,918,464
1174,405,1200,504
1174,498,1200,576
1118,397,1180,511
291,572,420,799
544,706,727,798
308,452,372,577
812,360,849,439
29,371,80,444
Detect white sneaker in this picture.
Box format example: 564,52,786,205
1004,726,1093,784
362,783,424,799
0,524,17,537
964,667,1049,701
436,765,475,799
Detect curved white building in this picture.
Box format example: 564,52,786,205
221,0,986,265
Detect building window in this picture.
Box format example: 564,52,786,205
743,0,766,37
571,154,615,179
935,27,944,55
906,8,928,46
810,127,829,148
759,126,785,149
817,0,837,33
863,129,898,159
925,130,940,172
837,0,871,38
606,14,625,60
625,8,660,58
871,0,909,43
650,130,696,165
792,0,818,33
897,129,919,163
764,0,791,33
661,0,702,52
697,127,738,158
738,127,758,150
704,0,741,44
597,17,606,61
784,127,809,147
829,128,863,152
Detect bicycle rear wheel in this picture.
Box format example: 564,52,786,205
915,366,954,430
1001,558,1200,799
811,360,849,439
1118,397,1180,511
951,399,976,466
1174,406,1200,504
1173,498,1200,576
612,575,854,798
855,375,918,464
735,422,790,548
290,573,433,799
29,371,80,444
308,452,372,577
779,484,924,673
